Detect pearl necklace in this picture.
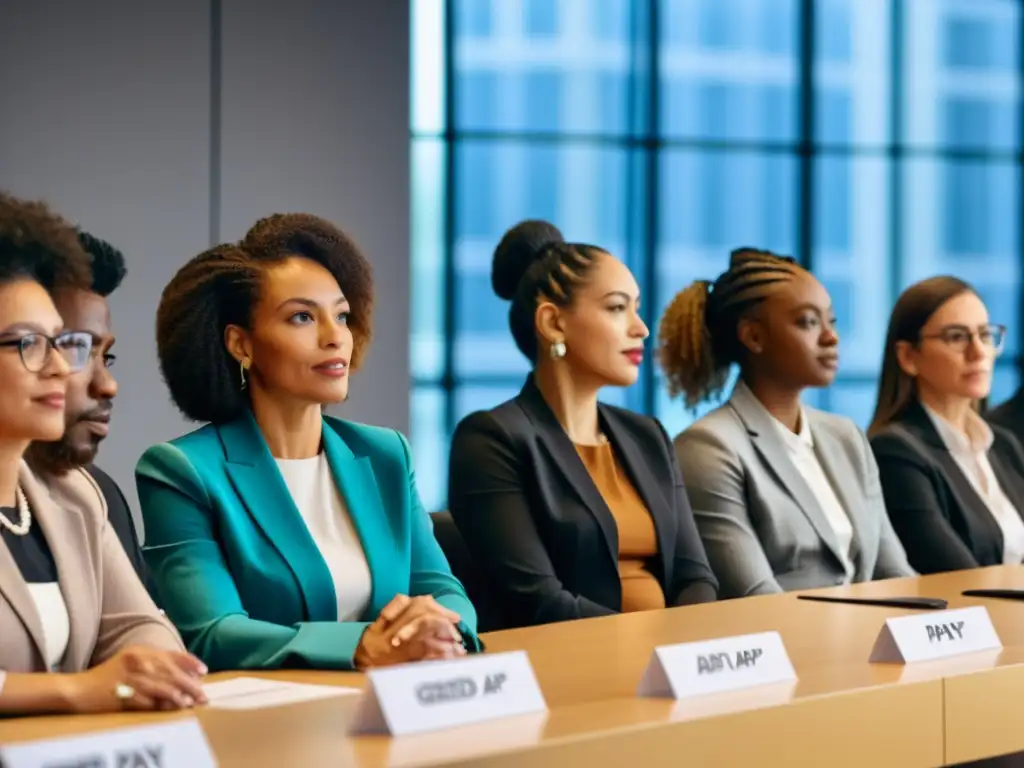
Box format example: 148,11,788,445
0,487,31,536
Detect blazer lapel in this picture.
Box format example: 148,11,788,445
808,418,866,572
321,424,392,612
219,413,337,621
20,464,93,672
518,377,619,569
728,385,846,567
0,471,47,665
900,402,999,532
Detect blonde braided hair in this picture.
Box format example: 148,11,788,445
658,248,800,409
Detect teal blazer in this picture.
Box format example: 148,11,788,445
135,412,479,671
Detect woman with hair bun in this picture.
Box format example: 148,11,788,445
660,248,913,599
448,220,716,630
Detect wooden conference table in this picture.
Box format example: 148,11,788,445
4,566,1024,766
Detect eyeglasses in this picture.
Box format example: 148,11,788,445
919,324,1007,355
0,332,94,373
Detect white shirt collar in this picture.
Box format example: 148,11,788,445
921,402,994,454
733,380,813,451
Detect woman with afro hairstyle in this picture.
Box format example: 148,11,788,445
0,192,204,715
136,213,479,672
448,220,716,630
660,247,913,599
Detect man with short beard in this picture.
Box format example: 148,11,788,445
26,231,149,588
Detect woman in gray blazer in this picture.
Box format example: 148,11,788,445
659,248,913,598
0,193,205,716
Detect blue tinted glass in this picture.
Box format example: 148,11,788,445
943,98,990,146
698,0,735,48
660,150,797,253
456,70,498,129
456,143,495,238
456,0,492,38
942,97,1016,150
524,145,559,223
594,70,630,135
944,17,993,69
760,85,797,141
759,0,798,55
943,162,990,254
523,0,558,37
661,79,798,142
522,70,562,132
411,387,447,513
817,0,852,62
817,156,851,251
456,272,508,334
591,0,630,42
760,154,796,248
818,89,852,145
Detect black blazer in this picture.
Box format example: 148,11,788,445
448,376,718,629
86,464,154,595
870,400,1024,573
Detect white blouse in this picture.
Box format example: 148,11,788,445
734,381,856,581
0,583,68,694
770,407,857,582
275,453,373,621
26,582,70,671
923,405,1024,565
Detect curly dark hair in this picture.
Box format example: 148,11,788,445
156,213,374,424
0,191,90,291
492,219,606,363
77,230,126,296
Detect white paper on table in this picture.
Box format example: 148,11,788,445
203,676,361,710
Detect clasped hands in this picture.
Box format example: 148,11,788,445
354,594,466,669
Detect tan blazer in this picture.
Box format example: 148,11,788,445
0,462,183,674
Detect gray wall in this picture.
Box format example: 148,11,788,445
0,0,411,528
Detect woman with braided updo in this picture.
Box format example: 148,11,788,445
660,248,913,598
448,220,716,630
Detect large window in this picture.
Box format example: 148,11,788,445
411,0,1023,512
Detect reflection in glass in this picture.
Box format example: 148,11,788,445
411,387,447,513
904,0,1020,150
814,0,890,147
660,0,798,141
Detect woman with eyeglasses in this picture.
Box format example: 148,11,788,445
0,193,205,716
869,276,1024,573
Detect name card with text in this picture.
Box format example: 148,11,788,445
349,650,547,737
637,631,797,699
0,718,216,768
869,605,1002,664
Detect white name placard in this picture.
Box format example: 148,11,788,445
349,650,547,737
0,718,216,768
637,631,797,699
869,605,1002,664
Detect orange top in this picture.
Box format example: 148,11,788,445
575,441,666,612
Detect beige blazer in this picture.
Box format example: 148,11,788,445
0,462,182,674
